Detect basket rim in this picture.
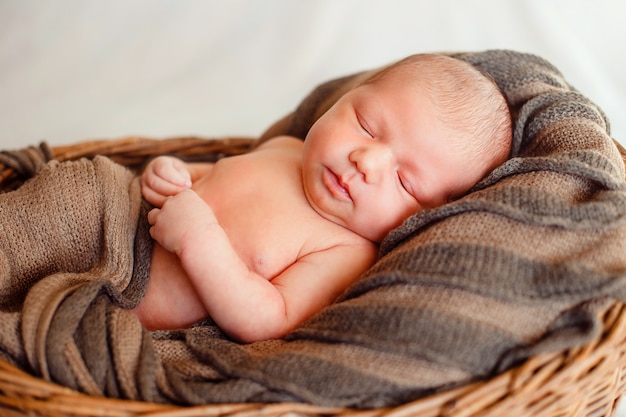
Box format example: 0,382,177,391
1,302,624,416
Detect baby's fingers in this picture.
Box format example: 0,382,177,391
147,207,161,225
147,207,171,249
142,159,192,206
154,157,192,188
142,174,185,198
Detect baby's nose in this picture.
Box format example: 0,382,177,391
349,143,394,184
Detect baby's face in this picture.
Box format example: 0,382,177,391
301,70,495,242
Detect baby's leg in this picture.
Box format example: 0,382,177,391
0,159,105,308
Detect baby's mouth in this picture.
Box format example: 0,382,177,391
323,167,352,202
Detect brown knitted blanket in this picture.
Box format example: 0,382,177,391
0,49,625,408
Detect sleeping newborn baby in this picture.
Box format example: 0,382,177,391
132,53,512,343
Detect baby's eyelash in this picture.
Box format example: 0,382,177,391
356,113,374,138
397,172,412,194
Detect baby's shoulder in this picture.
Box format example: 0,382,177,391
255,135,304,153
202,136,306,209
211,135,301,175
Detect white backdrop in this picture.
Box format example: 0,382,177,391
1,0,625,413
0,0,624,149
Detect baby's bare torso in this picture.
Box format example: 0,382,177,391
136,137,363,329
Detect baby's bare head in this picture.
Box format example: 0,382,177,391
363,53,512,175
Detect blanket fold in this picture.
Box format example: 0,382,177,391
0,156,154,388
1,49,625,408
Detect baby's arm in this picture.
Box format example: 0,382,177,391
141,156,213,207
148,190,377,343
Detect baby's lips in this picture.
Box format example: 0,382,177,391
324,167,352,202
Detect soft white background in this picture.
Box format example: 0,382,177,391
1,0,625,413
0,1,624,148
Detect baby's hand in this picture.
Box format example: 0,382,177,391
147,189,217,255
142,156,192,207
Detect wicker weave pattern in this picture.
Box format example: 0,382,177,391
52,136,257,166
0,136,625,417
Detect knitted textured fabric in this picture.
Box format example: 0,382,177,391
0,50,624,408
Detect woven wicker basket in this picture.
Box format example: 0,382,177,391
1,136,625,417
